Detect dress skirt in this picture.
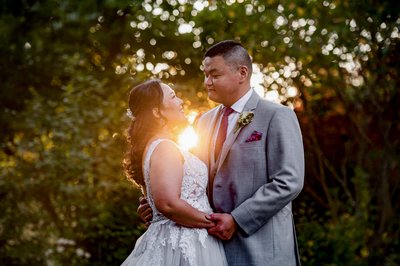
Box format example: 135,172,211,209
121,219,227,266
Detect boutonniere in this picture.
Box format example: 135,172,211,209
234,111,254,133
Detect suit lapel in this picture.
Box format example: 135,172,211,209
195,106,222,167
207,106,223,174
216,91,260,172
201,106,223,205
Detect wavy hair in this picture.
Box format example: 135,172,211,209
123,79,165,187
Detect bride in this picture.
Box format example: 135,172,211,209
121,79,227,266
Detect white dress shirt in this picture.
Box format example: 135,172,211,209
226,88,253,135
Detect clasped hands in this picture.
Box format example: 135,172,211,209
205,212,237,241
138,197,237,240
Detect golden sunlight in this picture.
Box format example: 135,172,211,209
178,111,199,151
178,126,199,151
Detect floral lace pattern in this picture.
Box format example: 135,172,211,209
138,139,213,266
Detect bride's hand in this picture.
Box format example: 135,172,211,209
199,214,216,228
137,196,152,227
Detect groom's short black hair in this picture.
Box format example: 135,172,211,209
204,40,252,74
204,40,242,58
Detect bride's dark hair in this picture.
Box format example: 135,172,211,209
123,79,165,187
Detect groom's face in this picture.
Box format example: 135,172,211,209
203,55,241,106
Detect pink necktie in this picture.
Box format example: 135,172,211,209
215,107,234,159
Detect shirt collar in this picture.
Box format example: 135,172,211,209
229,88,253,114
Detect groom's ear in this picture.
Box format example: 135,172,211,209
238,65,249,82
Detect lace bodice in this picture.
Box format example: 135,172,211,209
143,139,213,223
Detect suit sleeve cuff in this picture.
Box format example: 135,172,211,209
231,206,260,236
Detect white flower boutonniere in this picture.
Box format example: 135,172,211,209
234,111,254,133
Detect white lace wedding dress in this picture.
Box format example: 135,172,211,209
121,139,227,266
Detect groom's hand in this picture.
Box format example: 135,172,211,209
207,213,237,240
137,196,152,227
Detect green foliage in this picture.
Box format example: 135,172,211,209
0,68,144,264
1,0,399,265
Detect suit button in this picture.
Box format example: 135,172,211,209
215,184,222,188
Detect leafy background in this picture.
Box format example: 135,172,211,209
1,0,399,265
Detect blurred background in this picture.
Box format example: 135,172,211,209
1,0,399,265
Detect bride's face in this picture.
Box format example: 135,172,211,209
159,83,187,127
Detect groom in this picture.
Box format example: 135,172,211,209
194,40,304,266
140,40,305,265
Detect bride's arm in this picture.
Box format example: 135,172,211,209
149,141,214,229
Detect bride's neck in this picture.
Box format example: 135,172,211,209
153,126,174,140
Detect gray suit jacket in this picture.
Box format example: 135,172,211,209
194,91,304,266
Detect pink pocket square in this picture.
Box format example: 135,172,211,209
245,131,263,142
